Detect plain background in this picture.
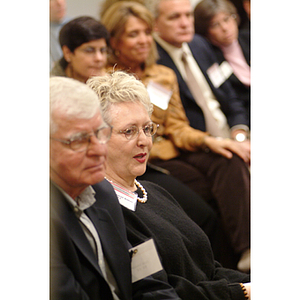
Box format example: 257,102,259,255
66,0,200,19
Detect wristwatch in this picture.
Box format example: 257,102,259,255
234,132,247,142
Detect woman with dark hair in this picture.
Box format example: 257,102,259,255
50,16,110,83
194,0,250,126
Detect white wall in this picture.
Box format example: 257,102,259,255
65,0,201,20
66,0,105,20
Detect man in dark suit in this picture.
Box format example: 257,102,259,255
145,0,251,272
50,76,181,299
148,0,250,142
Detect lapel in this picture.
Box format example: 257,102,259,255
50,183,103,276
86,182,132,298
188,37,213,85
156,42,196,104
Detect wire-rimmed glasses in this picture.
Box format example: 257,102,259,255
51,124,113,152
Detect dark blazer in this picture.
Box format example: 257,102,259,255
156,34,249,131
50,180,181,300
210,30,250,127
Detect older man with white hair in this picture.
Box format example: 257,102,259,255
49,76,181,300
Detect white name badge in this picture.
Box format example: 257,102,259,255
207,63,226,88
130,239,163,283
220,61,233,79
147,81,172,110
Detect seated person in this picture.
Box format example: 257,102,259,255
50,76,181,300
50,0,69,68
194,0,250,127
50,16,109,83
101,1,250,272
87,70,251,300
49,7,225,266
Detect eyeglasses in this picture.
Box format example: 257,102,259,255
51,124,113,152
209,14,236,30
117,122,159,140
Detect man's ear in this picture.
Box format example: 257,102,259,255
62,45,72,62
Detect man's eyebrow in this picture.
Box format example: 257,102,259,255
68,131,89,140
69,125,106,139
168,12,180,19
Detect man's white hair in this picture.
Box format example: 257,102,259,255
144,0,162,19
50,76,100,134
145,0,193,19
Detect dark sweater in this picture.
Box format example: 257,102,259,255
121,180,249,300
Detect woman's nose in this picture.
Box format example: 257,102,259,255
136,129,151,146
94,50,106,61
138,32,149,43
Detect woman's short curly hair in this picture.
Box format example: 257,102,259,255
87,71,153,125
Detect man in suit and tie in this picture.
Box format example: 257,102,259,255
146,0,250,143
145,0,251,272
49,76,181,299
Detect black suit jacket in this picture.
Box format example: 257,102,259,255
50,180,181,300
210,30,250,127
156,34,249,131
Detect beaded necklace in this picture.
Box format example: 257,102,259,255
134,179,148,203
105,177,148,203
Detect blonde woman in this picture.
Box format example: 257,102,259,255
101,1,250,272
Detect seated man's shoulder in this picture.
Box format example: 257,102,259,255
193,33,208,42
93,179,114,194
92,180,120,206
191,34,214,50
190,34,218,60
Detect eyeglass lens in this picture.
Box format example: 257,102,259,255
122,123,158,140
70,126,112,151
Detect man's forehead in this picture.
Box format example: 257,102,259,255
159,0,191,9
158,0,192,16
53,106,101,120
54,110,102,131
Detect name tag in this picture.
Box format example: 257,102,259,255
130,239,163,283
207,63,226,88
220,61,233,79
147,81,172,110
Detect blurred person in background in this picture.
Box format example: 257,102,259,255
194,0,250,127
50,16,109,83
50,0,69,69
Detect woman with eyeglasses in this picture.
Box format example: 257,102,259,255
87,70,251,300
101,1,250,272
194,0,250,127
50,16,109,83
